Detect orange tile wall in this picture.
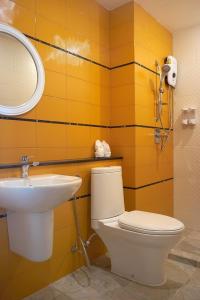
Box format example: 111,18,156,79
110,2,173,215
0,1,114,299
0,1,173,299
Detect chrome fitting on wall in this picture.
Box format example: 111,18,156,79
154,128,161,144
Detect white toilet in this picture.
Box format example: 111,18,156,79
91,166,184,286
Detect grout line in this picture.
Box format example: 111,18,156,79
168,253,200,268
124,178,173,190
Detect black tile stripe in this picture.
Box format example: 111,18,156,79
110,124,173,131
26,34,110,70
26,34,159,74
110,61,159,75
0,156,122,170
0,116,173,131
0,116,38,123
111,61,134,70
69,194,91,201
0,213,7,219
0,116,110,128
76,194,91,199
68,122,109,128
0,177,174,220
124,178,173,190
133,61,159,75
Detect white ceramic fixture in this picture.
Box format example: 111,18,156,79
0,174,82,261
91,166,184,286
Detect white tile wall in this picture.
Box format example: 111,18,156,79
174,25,200,230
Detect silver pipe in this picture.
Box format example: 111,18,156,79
156,62,173,151
161,86,173,151
72,195,91,268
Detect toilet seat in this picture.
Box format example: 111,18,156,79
118,211,184,235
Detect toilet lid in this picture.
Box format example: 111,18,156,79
118,211,184,235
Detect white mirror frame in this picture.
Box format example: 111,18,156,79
0,23,45,116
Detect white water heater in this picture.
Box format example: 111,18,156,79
165,55,177,88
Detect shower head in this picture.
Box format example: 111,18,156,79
162,64,171,73
159,64,171,91
160,64,171,82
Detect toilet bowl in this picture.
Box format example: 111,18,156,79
91,166,184,286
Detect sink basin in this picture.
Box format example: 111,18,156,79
0,174,82,212
0,174,82,261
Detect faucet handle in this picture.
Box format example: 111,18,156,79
20,155,34,163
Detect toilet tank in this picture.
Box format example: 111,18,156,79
91,166,125,220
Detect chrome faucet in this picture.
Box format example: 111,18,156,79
20,155,31,178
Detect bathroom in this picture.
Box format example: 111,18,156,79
0,0,200,299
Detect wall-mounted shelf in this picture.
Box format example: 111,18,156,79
0,156,123,170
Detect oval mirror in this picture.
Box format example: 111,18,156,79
0,23,45,116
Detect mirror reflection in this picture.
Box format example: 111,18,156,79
0,32,37,107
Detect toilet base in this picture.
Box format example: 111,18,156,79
94,220,183,287
109,247,168,286
111,265,167,287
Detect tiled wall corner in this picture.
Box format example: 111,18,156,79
174,24,200,230
110,1,173,215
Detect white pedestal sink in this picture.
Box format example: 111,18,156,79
0,174,82,261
